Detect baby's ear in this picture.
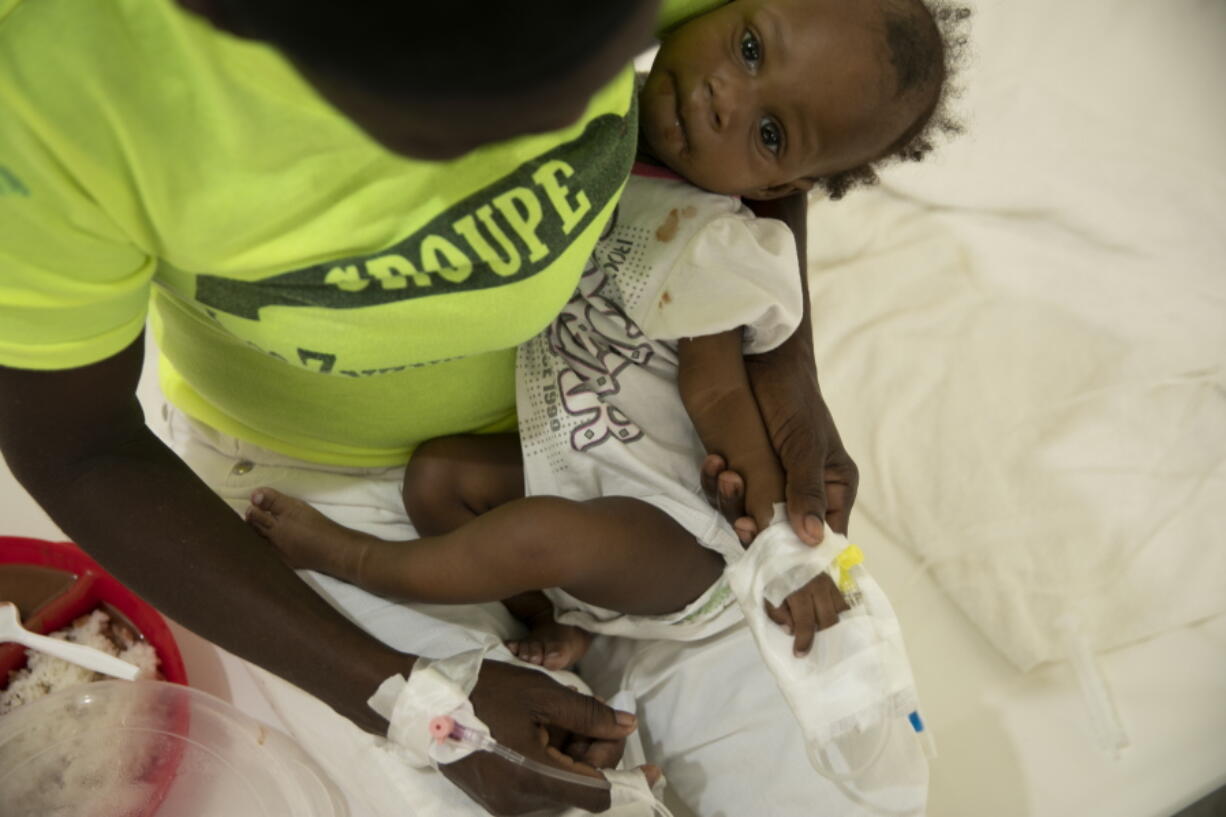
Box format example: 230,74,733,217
749,178,816,201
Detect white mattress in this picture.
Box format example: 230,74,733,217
861,512,1226,817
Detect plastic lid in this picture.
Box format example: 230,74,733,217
0,680,346,817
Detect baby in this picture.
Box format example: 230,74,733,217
246,0,957,669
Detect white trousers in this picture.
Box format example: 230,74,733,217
166,407,928,817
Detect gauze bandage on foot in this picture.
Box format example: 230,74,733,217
725,507,927,786
368,651,673,816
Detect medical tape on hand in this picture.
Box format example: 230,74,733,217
606,768,674,817
603,690,673,815
732,504,849,607
368,647,493,767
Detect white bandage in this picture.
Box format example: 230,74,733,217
369,653,672,815
725,506,923,775
367,647,492,767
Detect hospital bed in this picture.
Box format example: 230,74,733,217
799,0,1226,812
2,0,1223,813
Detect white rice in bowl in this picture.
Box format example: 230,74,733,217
0,610,166,816
1,608,160,714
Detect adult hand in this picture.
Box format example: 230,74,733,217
702,192,859,546
441,660,656,815
700,344,858,545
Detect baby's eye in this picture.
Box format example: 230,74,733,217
759,117,782,155
740,29,762,70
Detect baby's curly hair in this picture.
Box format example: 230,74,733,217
817,0,971,200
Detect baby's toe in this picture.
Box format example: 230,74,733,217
542,648,569,671
260,487,298,516
245,505,275,533
522,641,546,665
250,488,276,510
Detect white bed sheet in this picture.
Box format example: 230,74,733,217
860,510,1226,817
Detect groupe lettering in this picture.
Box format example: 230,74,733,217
324,160,591,294
194,109,633,322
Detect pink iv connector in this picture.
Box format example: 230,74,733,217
427,715,611,791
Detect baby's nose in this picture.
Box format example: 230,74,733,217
705,73,748,135
706,78,730,133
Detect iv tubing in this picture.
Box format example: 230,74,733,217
430,715,611,790
428,715,676,816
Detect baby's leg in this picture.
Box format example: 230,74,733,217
246,433,524,579
401,434,594,667
248,487,596,668
252,491,723,618
246,489,387,578
401,433,525,535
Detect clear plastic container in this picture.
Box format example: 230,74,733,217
0,680,347,817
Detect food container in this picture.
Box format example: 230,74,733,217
1,536,189,815
0,680,347,816
0,537,346,816
0,537,188,685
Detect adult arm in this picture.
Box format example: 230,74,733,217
690,193,859,543
0,333,634,814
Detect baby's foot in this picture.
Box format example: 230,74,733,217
245,488,372,577
506,612,594,671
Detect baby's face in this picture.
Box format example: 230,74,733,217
641,0,919,198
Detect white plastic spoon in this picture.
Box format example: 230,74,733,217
0,602,140,681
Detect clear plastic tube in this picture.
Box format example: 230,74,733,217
429,715,612,791
1058,614,1129,759
428,715,677,815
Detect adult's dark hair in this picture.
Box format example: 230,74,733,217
212,0,652,100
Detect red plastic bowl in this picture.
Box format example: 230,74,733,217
0,536,187,684
0,536,189,817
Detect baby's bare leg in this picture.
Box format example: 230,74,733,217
245,433,524,578
400,434,592,666
253,491,722,617
245,488,383,578
247,483,596,668
402,436,722,616
402,434,525,535
246,434,718,666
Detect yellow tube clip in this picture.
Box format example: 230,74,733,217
835,544,865,593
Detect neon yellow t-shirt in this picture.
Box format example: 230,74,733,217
0,0,717,466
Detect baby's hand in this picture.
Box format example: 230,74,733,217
764,572,850,657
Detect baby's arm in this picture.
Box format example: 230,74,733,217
679,328,785,539
680,331,848,654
